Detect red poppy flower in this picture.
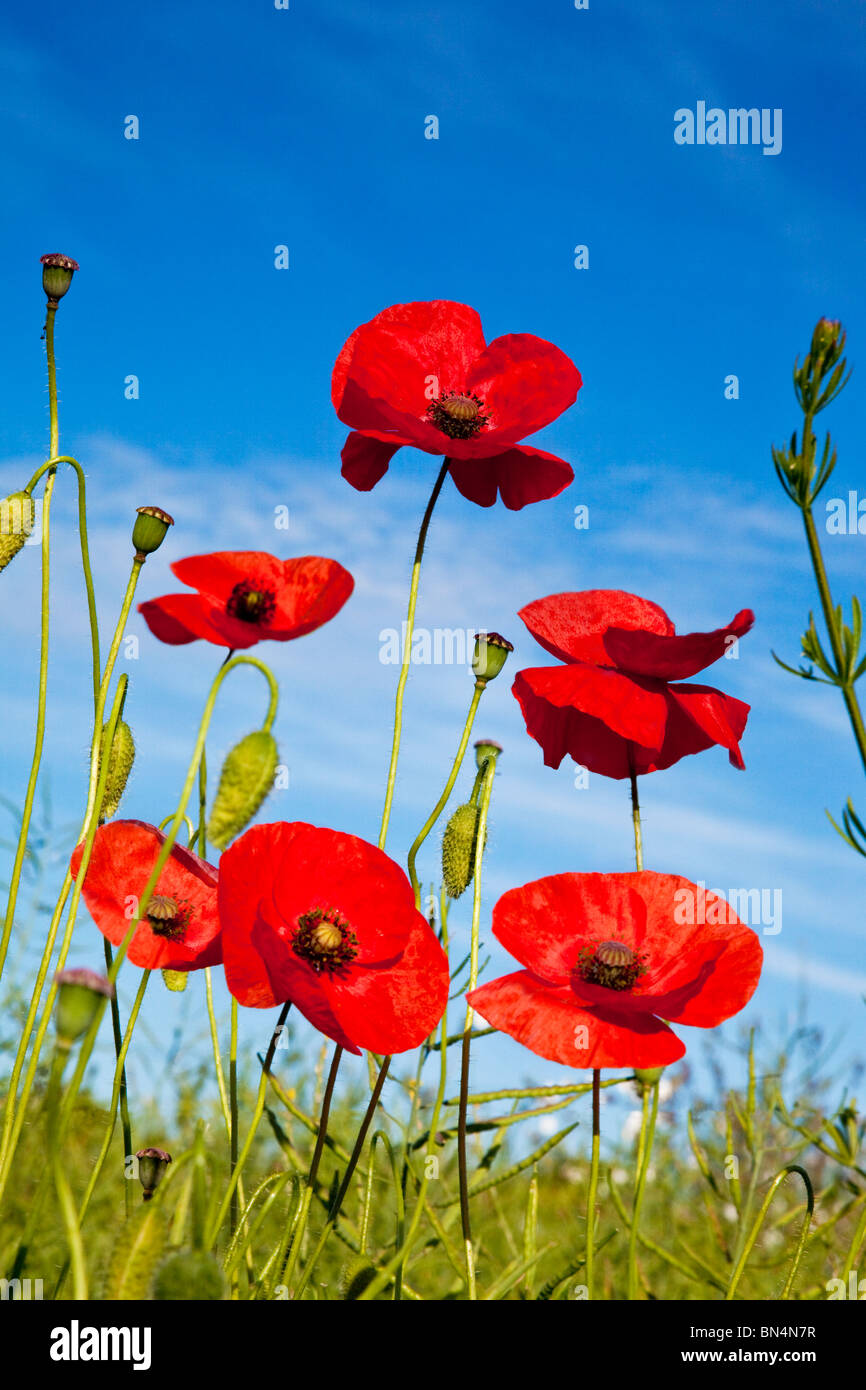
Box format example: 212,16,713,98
217,822,450,1055
513,590,754,779
70,820,222,972
138,552,354,650
332,300,581,510
467,871,762,1070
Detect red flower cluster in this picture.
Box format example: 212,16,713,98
513,590,754,779
139,551,354,650
70,821,222,972
217,823,450,1054
468,872,762,1069
332,300,581,510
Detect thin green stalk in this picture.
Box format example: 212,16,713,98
46,1047,88,1299
230,998,240,1240
585,1068,601,1298
407,682,484,905
456,750,497,1299
103,936,134,1218
378,459,449,851
279,1045,343,1293
801,503,866,774
725,1165,814,1300
627,1080,659,1299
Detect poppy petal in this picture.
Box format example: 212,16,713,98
268,557,354,638
170,552,285,605
603,610,755,679
138,593,208,646
323,916,450,1054
340,432,405,491
467,971,685,1069
491,873,649,984
447,444,574,510
663,683,751,770
513,664,669,767
519,591,674,666
466,334,581,445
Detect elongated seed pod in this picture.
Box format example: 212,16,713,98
98,720,135,819
0,492,35,573
442,802,487,899
206,729,279,851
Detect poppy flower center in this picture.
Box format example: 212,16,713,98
292,908,359,975
226,581,277,625
575,939,647,993
146,894,191,942
426,391,491,440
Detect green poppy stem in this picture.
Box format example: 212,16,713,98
627,1079,659,1299
585,1067,601,1298
407,681,484,905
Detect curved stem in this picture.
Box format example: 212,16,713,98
585,1068,601,1298
627,1079,659,1299
725,1164,813,1300
407,682,484,905
378,460,449,851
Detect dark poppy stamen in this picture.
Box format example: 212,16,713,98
226,581,277,625
575,939,647,993
293,908,358,975
426,391,490,441
147,894,191,942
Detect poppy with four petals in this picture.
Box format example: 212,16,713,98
70,820,222,972
512,590,754,779
138,551,354,650
217,822,450,1055
467,871,762,1070
332,300,582,510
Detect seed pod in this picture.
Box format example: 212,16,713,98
442,802,486,899
153,1250,227,1301
0,492,36,573
136,1147,172,1201
206,729,278,851
98,720,135,819
54,968,114,1048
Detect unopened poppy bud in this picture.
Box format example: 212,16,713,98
206,729,279,851
132,506,174,559
442,802,486,899
472,631,513,686
0,492,36,572
634,1066,665,1092
136,1147,172,1201
161,969,188,992
153,1250,226,1300
54,968,114,1048
340,1257,378,1300
40,253,79,304
474,738,502,770
98,720,135,819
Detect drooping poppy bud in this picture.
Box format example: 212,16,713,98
161,968,188,992
442,802,486,899
132,506,174,559
136,1147,172,1201
98,720,135,820
0,492,36,573
472,631,513,687
54,968,114,1048
40,253,79,304
206,729,279,851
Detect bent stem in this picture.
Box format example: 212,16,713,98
407,682,484,906
378,459,449,851
456,749,497,1299
626,1079,659,1299
725,1164,814,1300
585,1068,601,1298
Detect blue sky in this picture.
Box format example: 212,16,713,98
1,0,865,1137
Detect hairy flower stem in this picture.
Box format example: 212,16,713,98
280,1045,343,1293
46,1047,88,1299
378,460,449,851
627,1079,659,1299
585,1067,601,1298
456,751,497,1298
103,936,133,1218
407,683,484,905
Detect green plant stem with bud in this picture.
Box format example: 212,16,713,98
378,460,449,851
456,748,498,1298
407,683,484,905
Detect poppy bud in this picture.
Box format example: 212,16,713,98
40,252,79,304
340,1257,378,1300
442,802,486,899
132,506,174,559
810,317,842,363
634,1066,665,1093
98,720,135,819
472,631,513,687
206,729,279,851
153,1250,226,1300
474,738,502,770
0,492,36,573
161,968,188,992
136,1147,172,1201
54,968,114,1048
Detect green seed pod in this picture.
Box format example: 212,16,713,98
136,1147,172,1201
54,968,114,1049
98,720,135,819
442,802,486,899
206,729,279,851
153,1250,227,1301
634,1066,665,1094
132,505,174,558
161,968,188,992
0,492,36,573
40,252,79,303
